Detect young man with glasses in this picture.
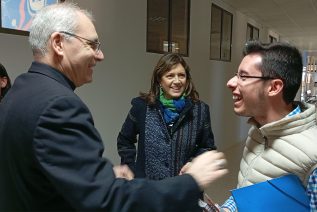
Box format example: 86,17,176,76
0,2,228,212
221,41,317,211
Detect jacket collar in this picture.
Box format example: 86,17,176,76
28,61,76,91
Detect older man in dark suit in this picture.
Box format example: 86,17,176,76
0,2,227,211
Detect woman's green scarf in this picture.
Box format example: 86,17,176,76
159,88,185,125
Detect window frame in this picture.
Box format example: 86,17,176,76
209,4,233,62
246,23,259,41
269,35,277,43
146,0,191,56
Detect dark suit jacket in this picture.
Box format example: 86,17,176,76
0,62,201,212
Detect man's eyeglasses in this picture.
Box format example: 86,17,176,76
235,72,275,81
59,31,101,53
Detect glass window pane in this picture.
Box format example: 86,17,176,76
269,35,277,43
210,5,222,60
247,24,259,41
147,0,169,53
221,11,232,61
253,27,259,40
171,0,190,55
246,24,252,41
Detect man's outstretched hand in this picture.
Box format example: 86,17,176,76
181,151,228,190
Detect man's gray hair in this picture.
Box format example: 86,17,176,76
28,2,94,56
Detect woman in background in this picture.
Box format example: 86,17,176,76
0,63,11,102
117,53,217,180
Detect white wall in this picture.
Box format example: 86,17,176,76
0,0,275,204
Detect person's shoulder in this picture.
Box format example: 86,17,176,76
128,97,148,117
131,96,146,105
190,99,209,107
44,93,86,113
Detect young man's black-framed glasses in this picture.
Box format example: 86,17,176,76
235,72,275,81
59,31,101,53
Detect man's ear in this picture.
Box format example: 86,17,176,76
50,32,64,56
267,79,284,97
0,77,8,88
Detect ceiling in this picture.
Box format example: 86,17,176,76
221,0,317,51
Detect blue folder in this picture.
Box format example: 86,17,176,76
231,174,310,212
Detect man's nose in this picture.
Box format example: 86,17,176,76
95,49,104,61
227,76,237,89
